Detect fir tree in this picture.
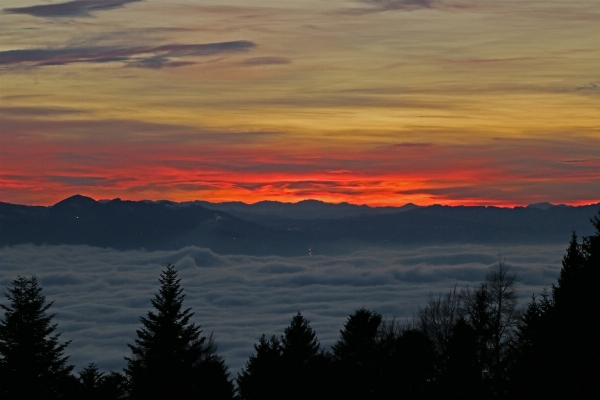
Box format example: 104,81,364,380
238,313,331,400
332,308,383,400
281,312,320,365
280,313,328,400
0,275,74,400
77,363,127,400
237,335,283,400
440,318,488,399
78,363,105,400
124,264,234,400
509,211,600,399
552,231,585,305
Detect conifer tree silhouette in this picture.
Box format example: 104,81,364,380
553,231,586,306
77,363,127,400
440,317,485,399
79,363,104,392
237,335,283,400
281,312,320,365
238,313,331,400
125,264,234,400
0,275,75,400
332,308,382,400
280,312,330,400
509,211,600,399
79,363,107,400
391,329,436,399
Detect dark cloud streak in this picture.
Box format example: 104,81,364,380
3,0,142,18
344,0,437,15
363,0,436,10
0,106,84,117
0,41,256,68
239,57,291,67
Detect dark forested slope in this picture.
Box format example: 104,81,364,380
1,195,598,255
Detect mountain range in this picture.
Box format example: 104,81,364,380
1,195,598,256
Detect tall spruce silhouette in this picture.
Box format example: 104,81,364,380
281,312,320,365
440,317,486,399
332,308,383,400
509,211,600,399
78,363,104,400
237,334,283,400
125,264,234,400
280,313,331,400
238,313,332,400
77,363,127,400
0,276,75,400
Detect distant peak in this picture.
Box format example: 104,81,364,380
400,202,419,209
526,202,554,210
297,199,326,205
52,194,97,208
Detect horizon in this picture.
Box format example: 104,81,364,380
4,193,600,209
1,1,599,206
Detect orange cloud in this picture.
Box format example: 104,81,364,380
2,123,598,207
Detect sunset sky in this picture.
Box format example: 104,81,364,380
1,0,599,206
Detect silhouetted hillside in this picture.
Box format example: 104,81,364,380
1,195,598,255
195,199,417,222
0,195,306,256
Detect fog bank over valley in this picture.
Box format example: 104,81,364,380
0,243,568,375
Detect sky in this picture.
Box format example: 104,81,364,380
0,243,567,373
1,0,599,206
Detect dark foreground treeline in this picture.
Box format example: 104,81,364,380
1,212,599,400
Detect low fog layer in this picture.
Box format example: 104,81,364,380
0,244,567,375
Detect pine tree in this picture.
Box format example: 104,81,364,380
78,363,105,400
195,334,236,400
281,312,320,365
507,291,553,398
237,313,331,400
552,232,585,305
509,210,600,399
332,308,383,400
237,335,283,400
439,318,482,400
386,329,436,400
511,291,552,355
551,213,600,398
0,275,74,400
280,313,327,400
124,264,234,400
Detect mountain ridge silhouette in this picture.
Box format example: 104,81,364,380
1,195,598,256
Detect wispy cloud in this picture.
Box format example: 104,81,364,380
238,57,291,67
0,106,84,117
0,41,256,68
343,0,437,14
127,56,195,69
3,0,142,18
0,115,280,144
576,82,599,92
363,0,436,10
392,142,434,148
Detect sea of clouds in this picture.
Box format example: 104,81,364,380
0,243,567,376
